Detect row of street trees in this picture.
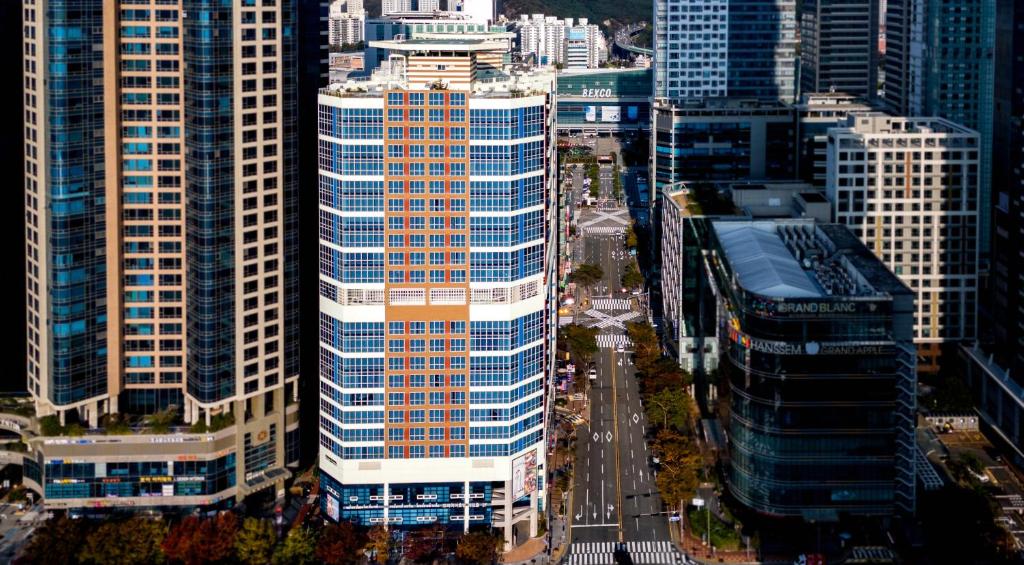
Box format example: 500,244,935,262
625,322,704,507
18,513,503,565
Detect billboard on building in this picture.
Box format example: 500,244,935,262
512,450,538,500
627,106,638,120
585,106,597,122
601,106,621,122
326,494,340,521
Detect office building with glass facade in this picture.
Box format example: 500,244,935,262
22,0,300,511
884,0,995,253
555,69,652,133
799,0,880,99
706,220,916,518
650,99,796,200
653,0,797,102
317,38,558,546
660,182,830,374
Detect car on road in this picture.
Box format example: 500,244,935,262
616,343,625,353
588,368,598,381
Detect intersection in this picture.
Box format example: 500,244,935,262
564,160,686,564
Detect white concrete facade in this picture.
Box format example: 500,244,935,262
826,114,980,358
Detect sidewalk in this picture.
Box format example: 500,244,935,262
501,536,549,565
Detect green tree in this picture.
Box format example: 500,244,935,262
79,517,166,565
365,524,390,564
653,428,702,505
271,527,317,565
38,415,63,437
645,387,693,431
626,321,660,369
455,531,501,564
568,263,604,288
621,262,644,289
561,324,599,367
144,407,178,434
624,225,638,249
234,518,276,565
639,357,693,396
316,521,366,565
20,515,88,565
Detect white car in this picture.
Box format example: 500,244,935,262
616,343,625,353
588,368,598,380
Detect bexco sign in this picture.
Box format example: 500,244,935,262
580,88,613,98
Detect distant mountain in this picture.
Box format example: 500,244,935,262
501,0,651,28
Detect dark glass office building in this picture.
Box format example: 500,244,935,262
706,220,916,518
651,99,796,198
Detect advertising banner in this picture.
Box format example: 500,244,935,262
585,106,597,122
512,450,538,500
326,494,340,521
601,106,621,122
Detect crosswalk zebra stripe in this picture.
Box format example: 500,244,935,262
584,226,626,235
591,298,633,311
595,334,633,348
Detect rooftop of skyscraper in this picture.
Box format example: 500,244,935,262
322,38,555,97
712,220,911,299
836,113,979,137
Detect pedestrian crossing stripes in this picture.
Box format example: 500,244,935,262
583,310,640,329
591,298,633,311
595,334,633,349
584,226,626,235
568,541,687,565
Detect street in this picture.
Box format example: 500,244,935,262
565,157,682,564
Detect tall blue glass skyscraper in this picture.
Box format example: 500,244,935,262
25,0,110,409
884,0,996,254
22,0,301,512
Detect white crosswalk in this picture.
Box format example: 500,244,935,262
583,226,627,235
591,298,633,311
595,334,633,349
583,309,640,329
569,541,687,565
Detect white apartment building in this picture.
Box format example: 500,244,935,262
383,0,441,14
329,0,366,48
513,14,606,68
826,114,980,370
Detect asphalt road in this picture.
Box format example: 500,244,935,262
568,163,670,546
